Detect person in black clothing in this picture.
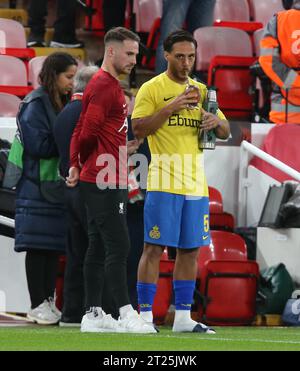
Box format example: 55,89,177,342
103,0,127,32
53,65,99,326
27,0,83,48
121,85,151,310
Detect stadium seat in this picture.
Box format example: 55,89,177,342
248,0,284,26
208,186,235,230
213,0,263,54
0,18,35,62
134,0,163,70
0,55,32,97
85,0,105,33
209,211,235,231
194,27,253,73
194,27,257,118
250,124,300,182
214,0,250,22
208,55,257,119
133,0,162,33
197,230,259,325
208,186,223,213
200,231,248,263
0,92,21,117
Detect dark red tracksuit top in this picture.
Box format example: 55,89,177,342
70,68,128,187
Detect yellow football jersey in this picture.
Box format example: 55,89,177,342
131,72,226,196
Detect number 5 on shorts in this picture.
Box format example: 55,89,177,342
204,214,209,233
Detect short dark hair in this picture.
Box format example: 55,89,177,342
163,30,197,52
104,27,140,45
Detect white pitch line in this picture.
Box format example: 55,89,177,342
154,334,300,345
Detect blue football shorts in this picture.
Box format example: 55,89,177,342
144,191,211,249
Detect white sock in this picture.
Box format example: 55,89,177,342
173,310,198,331
119,304,134,319
140,311,153,323
174,310,194,324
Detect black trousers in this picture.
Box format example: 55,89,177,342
126,202,144,310
103,0,127,32
80,182,131,311
28,0,77,42
25,250,60,309
62,185,88,322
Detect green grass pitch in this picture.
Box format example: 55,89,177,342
0,326,300,351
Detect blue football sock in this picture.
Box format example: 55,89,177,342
137,282,157,312
173,280,195,311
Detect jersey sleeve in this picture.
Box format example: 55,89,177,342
78,88,113,163
216,108,226,120
131,82,156,119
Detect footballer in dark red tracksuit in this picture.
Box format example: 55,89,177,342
69,27,156,334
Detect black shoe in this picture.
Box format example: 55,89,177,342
27,35,46,47
50,39,85,49
192,323,216,334
59,316,82,327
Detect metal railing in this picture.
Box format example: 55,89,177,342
238,140,300,226
0,215,15,228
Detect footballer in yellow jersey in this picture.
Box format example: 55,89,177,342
132,30,230,334
132,72,226,197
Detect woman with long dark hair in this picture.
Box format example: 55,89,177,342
14,52,77,324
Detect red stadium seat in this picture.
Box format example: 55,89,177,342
208,186,223,213
213,0,263,49
250,124,300,182
208,55,257,119
209,212,235,231
134,0,163,70
214,0,250,22
0,18,35,65
0,92,21,117
0,55,33,97
133,0,162,33
141,17,161,70
194,27,257,118
194,27,253,73
248,0,284,26
197,231,259,325
208,186,235,230
199,231,248,266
